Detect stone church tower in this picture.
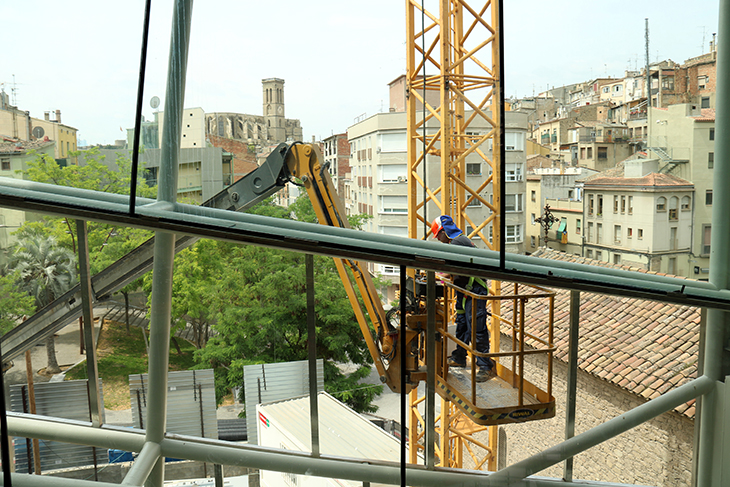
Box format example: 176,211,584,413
262,78,286,144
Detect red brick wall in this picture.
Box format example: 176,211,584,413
335,136,351,195
207,134,258,181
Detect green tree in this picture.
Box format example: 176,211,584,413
16,149,156,337
194,242,381,412
18,149,155,267
192,195,382,412
0,270,35,335
9,232,77,373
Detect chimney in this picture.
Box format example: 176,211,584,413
55,109,61,123
44,111,50,121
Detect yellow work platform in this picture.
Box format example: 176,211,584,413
436,365,555,426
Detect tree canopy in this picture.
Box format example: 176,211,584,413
191,196,383,412
17,148,155,273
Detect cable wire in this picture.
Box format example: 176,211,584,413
129,0,153,216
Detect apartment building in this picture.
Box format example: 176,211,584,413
525,166,596,255
157,107,207,149
583,159,693,275
567,122,632,171
347,110,528,282
648,103,715,277
322,133,350,196
0,91,78,162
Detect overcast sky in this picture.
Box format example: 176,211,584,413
1,1,720,145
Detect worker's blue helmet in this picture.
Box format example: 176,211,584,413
431,215,463,239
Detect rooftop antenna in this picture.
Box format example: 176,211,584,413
11,74,18,106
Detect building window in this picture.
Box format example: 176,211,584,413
505,132,525,151
628,196,633,215
656,196,667,212
613,195,619,213
588,194,594,216
576,218,581,235
505,163,523,181
466,163,481,175
595,250,603,260
505,225,522,243
0,158,9,171
668,257,677,275
613,254,622,265
620,195,626,214
379,164,407,183
701,97,711,108
598,147,608,160
587,222,593,242
586,249,593,259
505,194,523,212
710,128,715,141
706,190,713,206
597,223,603,244
531,213,536,225
709,152,714,168
703,225,712,255
614,225,621,244
379,195,407,213
669,196,679,221
530,235,536,247
466,197,482,207
627,227,633,238
638,228,644,240
531,190,536,202
587,147,593,159
681,196,691,211
597,195,603,216
699,75,708,89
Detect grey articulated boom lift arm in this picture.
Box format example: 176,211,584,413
1,144,293,364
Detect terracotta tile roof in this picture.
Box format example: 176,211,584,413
508,247,699,418
585,172,693,189
526,154,553,173
693,108,715,122
583,161,625,182
0,136,54,155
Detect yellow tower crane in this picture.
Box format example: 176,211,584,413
405,0,555,471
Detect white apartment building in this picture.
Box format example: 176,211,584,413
157,107,207,149
347,110,528,283
583,159,693,275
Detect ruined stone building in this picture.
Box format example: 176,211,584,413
206,78,303,147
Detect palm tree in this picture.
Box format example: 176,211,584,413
9,233,77,374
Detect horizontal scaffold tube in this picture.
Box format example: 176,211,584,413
0,177,727,310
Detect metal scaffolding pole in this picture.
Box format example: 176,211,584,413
696,2,730,485
76,220,102,427
488,376,713,484
123,1,194,486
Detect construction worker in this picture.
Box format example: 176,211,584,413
431,215,496,382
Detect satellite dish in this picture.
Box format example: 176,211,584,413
150,96,160,109
32,126,44,139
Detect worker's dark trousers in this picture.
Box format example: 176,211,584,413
451,284,492,369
